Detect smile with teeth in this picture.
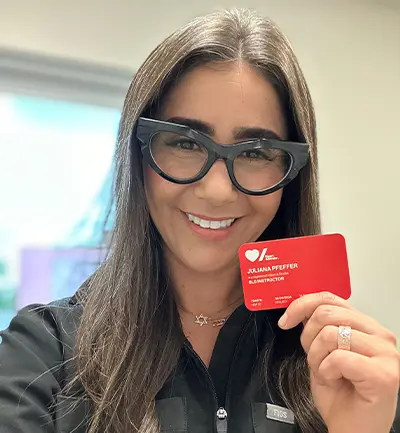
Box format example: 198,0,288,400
186,213,236,230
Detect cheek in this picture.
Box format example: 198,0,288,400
144,165,161,203
144,168,171,220
144,166,184,218
248,190,283,222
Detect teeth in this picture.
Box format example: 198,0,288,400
200,219,210,228
186,213,235,230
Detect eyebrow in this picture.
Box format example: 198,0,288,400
165,117,283,141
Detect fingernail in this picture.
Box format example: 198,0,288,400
278,313,288,329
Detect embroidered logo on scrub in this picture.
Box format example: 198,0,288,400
266,403,295,425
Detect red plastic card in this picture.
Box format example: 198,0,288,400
238,233,351,311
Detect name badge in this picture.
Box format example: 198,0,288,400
239,233,351,311
266,403,295,425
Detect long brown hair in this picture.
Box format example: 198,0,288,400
73,8,322,433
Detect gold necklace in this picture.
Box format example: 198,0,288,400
178,295,243,328
193,313,230,327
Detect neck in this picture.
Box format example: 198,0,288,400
166,254,243,316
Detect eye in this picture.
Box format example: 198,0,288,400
240,149,269,160
239,148,284,162
168,139,200,151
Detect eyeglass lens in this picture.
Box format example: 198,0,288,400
149,131,292,192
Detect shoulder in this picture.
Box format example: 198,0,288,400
4,296,83,334
1,297,83,369
0,297,85,430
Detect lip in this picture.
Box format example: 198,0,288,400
181,211,240,241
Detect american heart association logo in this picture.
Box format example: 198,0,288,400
245,249,260,262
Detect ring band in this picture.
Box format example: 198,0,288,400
338,325,351,351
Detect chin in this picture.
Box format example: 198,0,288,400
181,253,238,275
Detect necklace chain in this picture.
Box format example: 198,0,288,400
178,295,243,328
193,313,229,327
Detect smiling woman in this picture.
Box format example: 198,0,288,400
0,7,399,433
143,63,295,270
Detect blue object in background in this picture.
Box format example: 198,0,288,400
0,93,120,331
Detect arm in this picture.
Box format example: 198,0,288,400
0,304,64,433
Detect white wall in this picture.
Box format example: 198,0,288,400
1,0,400,338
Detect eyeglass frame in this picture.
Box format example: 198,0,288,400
136,117,309,196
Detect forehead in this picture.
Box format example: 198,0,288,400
159,62,288,140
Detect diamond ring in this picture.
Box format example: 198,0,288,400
338,325,351,351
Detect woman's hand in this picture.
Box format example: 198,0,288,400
278,292,400,433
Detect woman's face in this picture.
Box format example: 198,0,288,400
144,62,288,274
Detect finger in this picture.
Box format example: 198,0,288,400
318,349,400,395
278,292,355,330
316,351,399,433
300,305,391,352
306,325,394,376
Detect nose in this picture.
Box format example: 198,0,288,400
194,160,238,205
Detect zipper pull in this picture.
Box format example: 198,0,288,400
216,407,228,433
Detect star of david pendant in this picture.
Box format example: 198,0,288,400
194,314,209,326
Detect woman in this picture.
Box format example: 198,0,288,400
0,8,398,433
